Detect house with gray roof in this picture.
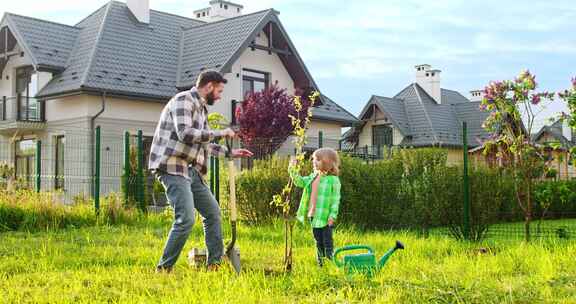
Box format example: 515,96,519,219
344,64,490,164
0,0,357,197
533,119,575,149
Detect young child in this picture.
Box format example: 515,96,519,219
289,147,341,266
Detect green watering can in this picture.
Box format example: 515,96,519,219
333,241,404,277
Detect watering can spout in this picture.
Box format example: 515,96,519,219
377,240,404,270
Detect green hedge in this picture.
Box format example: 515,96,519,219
235,148,576,239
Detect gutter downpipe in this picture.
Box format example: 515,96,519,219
90,92,106,200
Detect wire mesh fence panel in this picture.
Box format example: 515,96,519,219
2,127,576,242
231,152,576,242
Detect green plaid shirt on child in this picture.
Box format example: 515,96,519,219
289,165,341,228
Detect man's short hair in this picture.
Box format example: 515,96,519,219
196,70,227,88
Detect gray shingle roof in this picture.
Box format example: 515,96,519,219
372,96,410,135
312,95,359,126
177,10,271,88
355,83,490,148
3,13,80,70
4,1,353,125
37,1,203,99
533,120,574,147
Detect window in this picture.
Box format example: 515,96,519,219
15,66,42,121
237,8,240,12
372,125,393,147
242,69,269,98
224,4,228,9
55,135,65,190
131,135,153,170
15,138,36,189
197,13,201,18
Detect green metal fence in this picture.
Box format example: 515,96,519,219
1,125,575,242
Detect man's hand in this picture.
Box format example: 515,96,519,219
221,128,236,139
231,149,253,158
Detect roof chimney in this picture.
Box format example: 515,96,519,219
562,120,573,142
194,1,243,22
127,0,150,23
470,90,483,102
415,64,442,104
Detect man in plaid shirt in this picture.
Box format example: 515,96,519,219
150,70,252,272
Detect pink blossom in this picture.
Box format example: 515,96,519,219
531,94,541,105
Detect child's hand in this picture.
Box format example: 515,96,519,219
328,218,335,227
289,156,297,167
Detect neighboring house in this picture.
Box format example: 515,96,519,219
343,64,490,164
531,119,575,179
533,119,575,148
0,0,358,198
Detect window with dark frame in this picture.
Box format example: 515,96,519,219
15,66,43,122
55,135,65,190
242,69,269,99
372,125,393,147
14,138,36,189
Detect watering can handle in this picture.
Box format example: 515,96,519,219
333,245,374,267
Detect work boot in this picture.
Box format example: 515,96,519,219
206,263,221,272
155,266,173,274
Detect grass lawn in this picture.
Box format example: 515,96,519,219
1,219,575,303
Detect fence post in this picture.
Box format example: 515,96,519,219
35,140,41,192
137,130,145,212
215,157,220,202
462,122,471,240
124,131,130,206
365,145,369,164
318,131,323,148
94,126,101,214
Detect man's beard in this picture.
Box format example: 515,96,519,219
206,92,216,106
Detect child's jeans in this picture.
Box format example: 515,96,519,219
311,221,334,266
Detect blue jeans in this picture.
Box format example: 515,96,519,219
157,168,223,268
312,224,334,266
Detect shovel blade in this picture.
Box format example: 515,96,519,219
226,247,241,274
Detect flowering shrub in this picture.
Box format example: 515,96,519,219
480,70,556,241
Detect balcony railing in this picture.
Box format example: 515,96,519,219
0,96,45,122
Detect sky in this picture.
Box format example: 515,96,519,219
1,0,575,129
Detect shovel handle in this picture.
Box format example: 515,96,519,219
228,159,237,222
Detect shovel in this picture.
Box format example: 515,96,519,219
225,138,241,274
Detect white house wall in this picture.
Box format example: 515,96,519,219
214,30,295,122
358,107,403,147
0,45,52,98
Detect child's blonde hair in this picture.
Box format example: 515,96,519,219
312,148,340,176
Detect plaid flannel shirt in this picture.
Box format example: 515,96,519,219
149,87,227,180
289,165,341,228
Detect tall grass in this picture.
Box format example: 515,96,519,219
1,220,575,303
0,190,167,232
